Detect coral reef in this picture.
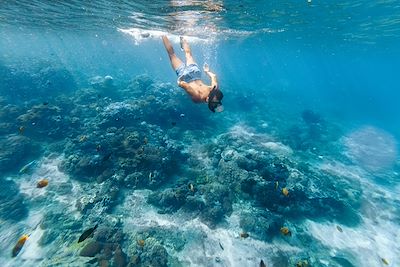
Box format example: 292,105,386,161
0,70,386,267
0,134,40,173
0,61,77,102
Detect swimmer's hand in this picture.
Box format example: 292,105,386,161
177,79,186,87
203,63,209,72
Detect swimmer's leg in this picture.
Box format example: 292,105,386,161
180,37,196,65
162,35,183,70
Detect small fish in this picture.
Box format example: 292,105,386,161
79,135,87,142
381,258,389,265
78,224,98,243
143,137,148,145
282,187,289,197
12,234,29,257
171,121,177,126
137,239,145,247
274,181,279,190
280,227,292,236
260,259,266,267
19,160,36,174
336,225,343,232
43,102,49,106
219,241,224,250
37,179,49,188
188,183,195,192
96,144,102,152
18,126,25,134
240,232,249,238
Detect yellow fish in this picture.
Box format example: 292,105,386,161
282,188,289,196
280,227,292,236
137,239,145,247
12,234,29,257
381,258,389,265
240,232,249,238
37,179,49,188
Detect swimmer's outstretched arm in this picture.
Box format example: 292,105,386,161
203,63,218,88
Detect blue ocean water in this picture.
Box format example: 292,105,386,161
0,1,399,267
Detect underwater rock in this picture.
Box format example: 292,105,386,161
200,183,233,227
239,209,284,241
301,109,322,125
182,195,206,212
95,225,124,245
75,182,121,214
221,148,239,162
17,104,71,139
0,179,28,221
38,229,59,246
137,237,168,267
147,187,187,213
217,159,249,185
80,241,102,257
41,211,81,231
113,245,128,267
259,160,290,182
89,75,116,96
59,153,111,182
0,134,39,173
98,101,140,129
235,155,258,172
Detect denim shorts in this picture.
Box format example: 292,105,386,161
175,63,201,83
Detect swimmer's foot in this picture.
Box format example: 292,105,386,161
180,36,190,52
180,36,184,51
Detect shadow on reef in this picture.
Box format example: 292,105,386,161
283,109,343,155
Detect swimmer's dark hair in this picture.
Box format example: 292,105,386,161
208,86,223,112
215,89,223,101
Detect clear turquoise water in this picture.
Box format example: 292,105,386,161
0,1,399,267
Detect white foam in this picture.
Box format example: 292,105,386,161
118,26,283,45
118,28,207,45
